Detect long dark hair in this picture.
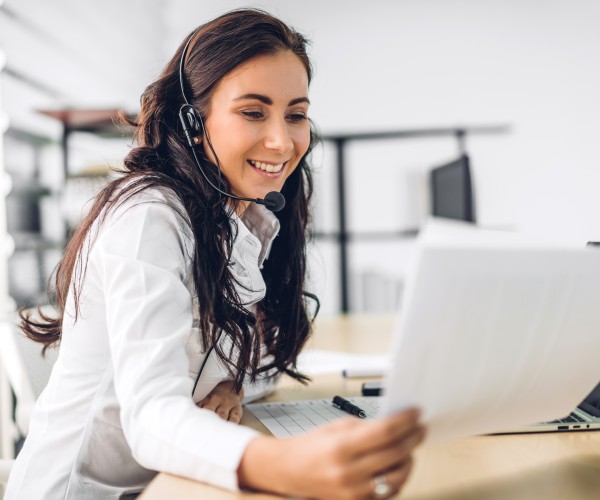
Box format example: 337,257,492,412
20,8,319,390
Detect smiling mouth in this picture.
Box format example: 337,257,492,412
247,159,286,173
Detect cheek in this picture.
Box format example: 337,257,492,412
210,117,258,161
293,126,311,158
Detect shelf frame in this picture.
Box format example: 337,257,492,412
319,125,510,312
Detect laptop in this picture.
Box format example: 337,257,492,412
358,379,600,434
502,381,600,433
497,240,600,433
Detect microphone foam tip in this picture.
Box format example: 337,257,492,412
264,191,286,212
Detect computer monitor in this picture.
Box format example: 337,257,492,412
430,154,476,223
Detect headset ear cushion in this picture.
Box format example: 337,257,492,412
186,109,200,133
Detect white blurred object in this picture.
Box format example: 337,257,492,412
61,174,109,230
297,349,389,376
1,171,11,196
39,196,65,242
0,111,8,133
352,270,404,314
4,233,14,258
0,458,14,484
0,317,58,437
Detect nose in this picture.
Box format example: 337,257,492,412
263,118,294,155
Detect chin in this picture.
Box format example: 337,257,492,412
254,185,283,199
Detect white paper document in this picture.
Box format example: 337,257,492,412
381,220,600,443
296,349,389,376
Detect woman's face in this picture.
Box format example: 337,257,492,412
202,51,311,206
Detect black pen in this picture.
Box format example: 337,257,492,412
332,395,367,418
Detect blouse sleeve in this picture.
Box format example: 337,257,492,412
92,197,260,491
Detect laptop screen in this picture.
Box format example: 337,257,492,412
580,382,600,417
579,243,600,417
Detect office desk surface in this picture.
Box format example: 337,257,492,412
140,315,600,500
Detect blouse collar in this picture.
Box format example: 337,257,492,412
231,203,281,267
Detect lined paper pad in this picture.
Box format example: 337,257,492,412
246,397,381,437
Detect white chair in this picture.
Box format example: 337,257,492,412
0,315,58,460
0,457,14,485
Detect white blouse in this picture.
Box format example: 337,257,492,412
5,187,281,499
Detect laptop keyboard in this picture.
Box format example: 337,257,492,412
546,412,587,424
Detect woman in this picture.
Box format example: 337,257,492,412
6,9,424,499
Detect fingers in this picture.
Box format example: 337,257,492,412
197,379,244,423
198,395,243,423
341,408,422,459
228,406,243,424
279,413,422,500
199,400,244,422
366,457,414,499
336,457,413,500
348,425,425,480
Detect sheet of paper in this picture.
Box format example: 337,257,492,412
381,220,600,443
296,349,389,376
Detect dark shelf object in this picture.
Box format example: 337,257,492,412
319,125,510,313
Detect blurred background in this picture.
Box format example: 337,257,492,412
1,0,599,319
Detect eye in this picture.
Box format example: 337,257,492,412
241,111,264,120
287,113,307,123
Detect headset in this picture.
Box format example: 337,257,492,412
177,27,286,213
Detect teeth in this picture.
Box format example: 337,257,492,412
249,160,284,173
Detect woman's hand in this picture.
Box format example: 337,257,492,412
238,408,424,499
197,380,244,423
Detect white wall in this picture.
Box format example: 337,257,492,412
161,0,600,312
0,0,165,136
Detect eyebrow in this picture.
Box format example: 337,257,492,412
234,93,310,106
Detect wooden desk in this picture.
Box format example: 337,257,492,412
141,315,600,500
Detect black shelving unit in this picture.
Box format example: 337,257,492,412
319,125,510,313
3,127,61,308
